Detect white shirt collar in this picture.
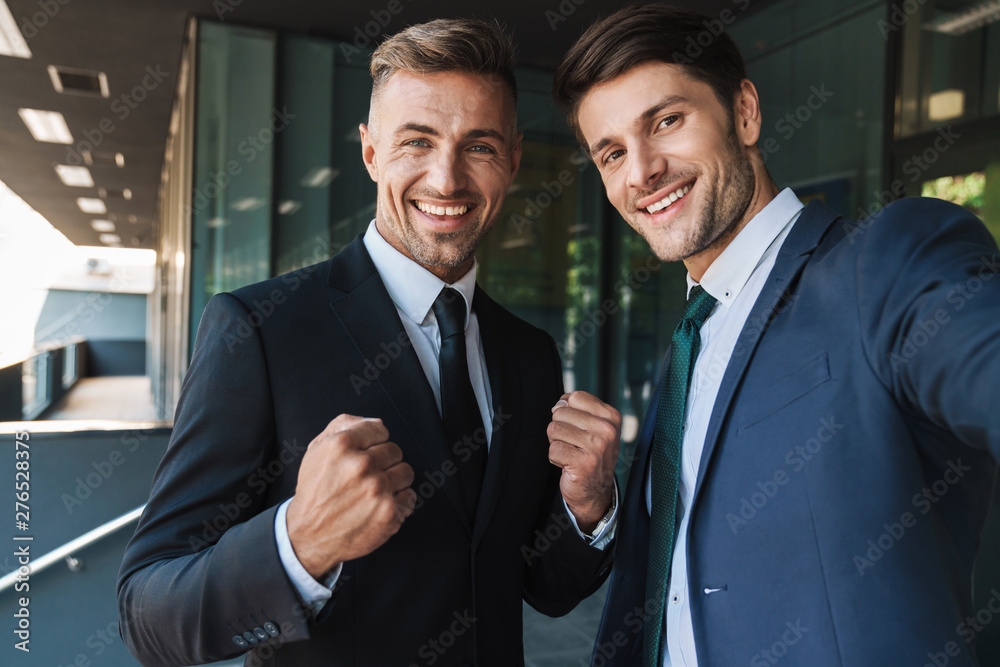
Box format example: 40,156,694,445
687,187,804,306
362,220,477,328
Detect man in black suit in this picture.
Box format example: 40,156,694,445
118,18,621,667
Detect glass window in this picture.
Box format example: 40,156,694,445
897,0,1000,138
274,36,336,275
62,342,77,388
22,351,49,419
189,22,277,344
474,71,606,396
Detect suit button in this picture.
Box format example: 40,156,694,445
233,635,249,648
263,621,280,636
243,631,259,645
254,627,269,641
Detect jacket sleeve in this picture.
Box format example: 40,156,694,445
521,333,615,617
858,198,1000,461
117,293,317,667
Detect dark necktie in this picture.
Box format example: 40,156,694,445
432,287,488,521
645,285,718,667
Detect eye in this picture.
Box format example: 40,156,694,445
405,138,429,148
604,149,625,165
469,144,497,154
658,114,680,129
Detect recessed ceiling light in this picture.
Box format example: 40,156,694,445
77,198,107,214
55,165,94,187
18,108,73,144
278,200,302,215
99,233,121,245
0,1,31,59
91,220,116,232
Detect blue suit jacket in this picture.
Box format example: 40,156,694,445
594,198,1000,666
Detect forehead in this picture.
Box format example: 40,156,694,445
576,62,715,139
377,70,514,138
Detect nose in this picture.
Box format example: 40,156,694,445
625,141,666,191
424,147,467,196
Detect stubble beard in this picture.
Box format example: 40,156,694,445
379,189,490,271
633,127,757,263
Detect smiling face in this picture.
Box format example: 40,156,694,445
360,70,521,283
576,61,767,277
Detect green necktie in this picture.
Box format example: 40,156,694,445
645,285,717,667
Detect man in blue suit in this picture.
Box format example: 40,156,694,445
554,4,1000,666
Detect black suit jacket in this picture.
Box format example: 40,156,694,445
117,236,612,666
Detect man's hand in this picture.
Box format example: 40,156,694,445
286,415,416,578
547,391,621,533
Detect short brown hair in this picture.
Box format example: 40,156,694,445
368,18,517,138
554,3,747,147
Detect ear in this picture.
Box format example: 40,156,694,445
734,79,763,147
508,131,523,182
359,123,378,182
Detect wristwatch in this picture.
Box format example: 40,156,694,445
588,482,618,541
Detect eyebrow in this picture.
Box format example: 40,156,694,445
394,124,507,143
588,94,691,158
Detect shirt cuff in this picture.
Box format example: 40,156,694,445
562,480,619,551
274,498,342,614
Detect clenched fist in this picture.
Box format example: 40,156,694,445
286,415,416,578
547,391,621,533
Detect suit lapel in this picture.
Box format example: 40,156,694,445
471,286,520,544
692,201,841,500
328,236,472,534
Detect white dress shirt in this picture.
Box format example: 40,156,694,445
646,188,805,666
275,220,616,612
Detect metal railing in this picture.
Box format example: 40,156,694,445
0,505,145,593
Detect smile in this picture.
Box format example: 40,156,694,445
413,200,471,217
644,182,693,214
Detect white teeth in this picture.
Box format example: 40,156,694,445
645,184,692,214
415,201,469,216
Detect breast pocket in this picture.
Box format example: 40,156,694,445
737,352,831,431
